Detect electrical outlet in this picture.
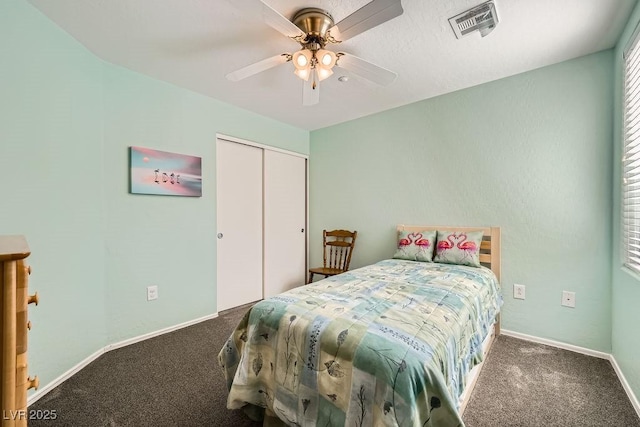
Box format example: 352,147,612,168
513,284,525,300
562,291,575,308
147,285,158,301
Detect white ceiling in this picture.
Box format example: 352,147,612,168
28,0,636,131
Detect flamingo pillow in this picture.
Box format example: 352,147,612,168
392,230,437,262
433,230,483,267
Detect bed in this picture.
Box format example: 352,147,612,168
219,225,502,426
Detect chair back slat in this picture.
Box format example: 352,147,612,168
326,241,351,247
322,229,357,271
330,245,336,268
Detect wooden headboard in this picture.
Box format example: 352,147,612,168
397,225,501,282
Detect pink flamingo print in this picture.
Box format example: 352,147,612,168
437,234,455,255
415,234,431,251
399,233,417,249
457,233,477,260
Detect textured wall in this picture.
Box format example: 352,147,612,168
612,0,640,404
1,0,309,395
0,0,107,393
310,51,613,352
102,65,308,343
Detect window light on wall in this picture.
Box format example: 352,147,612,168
622,22,640,274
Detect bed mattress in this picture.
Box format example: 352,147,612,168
219,259,502,426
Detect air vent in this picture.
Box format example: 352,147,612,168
449,1,498,39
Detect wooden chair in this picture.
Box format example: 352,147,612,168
308,229,357,283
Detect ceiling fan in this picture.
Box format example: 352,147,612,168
226,0,404,106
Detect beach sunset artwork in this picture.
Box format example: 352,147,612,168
130,147,202,196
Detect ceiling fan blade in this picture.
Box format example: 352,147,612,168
330,0,403,42
336,53,397,86
226,54,290,82
302,78,320,106
232,0,305,39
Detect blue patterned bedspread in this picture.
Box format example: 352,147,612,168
219,259,502,427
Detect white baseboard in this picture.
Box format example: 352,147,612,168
27,312,218,406
609,355,640,418
501,329,610,359
501,329,640,419
27,348,106,406
104,313,218,352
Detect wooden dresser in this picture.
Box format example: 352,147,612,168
0,236,38,427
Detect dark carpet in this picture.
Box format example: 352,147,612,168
464,335,640,427
29,306,639,427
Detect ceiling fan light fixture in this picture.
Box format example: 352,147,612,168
294,67,311,81
293,49,313,70
317,49,337,68
227,1,405,106
316,66,333,81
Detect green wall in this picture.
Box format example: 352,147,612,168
613,0,640,402
1,0,308,392
102,65,308,343
0,0,107,389
310,51,614,352
3,0,637,408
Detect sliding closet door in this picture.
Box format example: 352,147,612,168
216,139,263,312
263,150,307,298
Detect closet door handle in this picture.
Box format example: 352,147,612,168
301,228,304,233
217,233,224,239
